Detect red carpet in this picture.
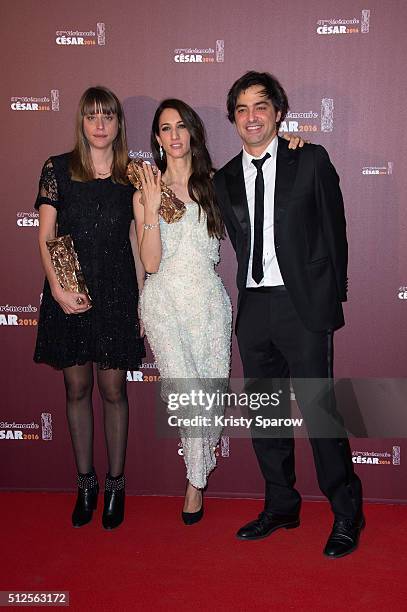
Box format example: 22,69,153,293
1,494,405,611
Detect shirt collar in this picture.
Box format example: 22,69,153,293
242,136,278,171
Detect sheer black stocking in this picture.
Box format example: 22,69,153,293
97,368,129,478
63,362,94,475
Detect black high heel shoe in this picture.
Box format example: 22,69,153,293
102,474,125,530
72,470,99,528
182,490,204,525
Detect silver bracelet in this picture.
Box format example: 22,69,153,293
143,221,159,230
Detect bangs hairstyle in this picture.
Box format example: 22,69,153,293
151,99,224,239
70,86,129,184
226,71,289,129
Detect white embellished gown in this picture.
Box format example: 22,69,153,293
140,202,232,488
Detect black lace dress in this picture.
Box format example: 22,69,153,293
34,153,145,370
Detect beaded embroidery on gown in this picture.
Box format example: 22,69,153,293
140,203,232,488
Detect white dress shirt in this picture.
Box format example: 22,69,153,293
242,136,284,287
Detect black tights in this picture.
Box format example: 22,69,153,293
63,363,129,478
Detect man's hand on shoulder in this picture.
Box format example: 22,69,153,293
281,132,310,149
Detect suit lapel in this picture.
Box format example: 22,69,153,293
274,136,299,218
224,152,250,238
223,138,299,239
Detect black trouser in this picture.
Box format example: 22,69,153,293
236,286,362,519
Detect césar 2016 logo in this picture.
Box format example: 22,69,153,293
0,304,38,327
10,91,59,112
173,41,224,64
55,24,105,46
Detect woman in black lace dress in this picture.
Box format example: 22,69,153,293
34,86,145,530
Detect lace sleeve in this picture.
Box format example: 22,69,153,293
34,158,59,210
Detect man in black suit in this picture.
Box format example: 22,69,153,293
214,71,363,558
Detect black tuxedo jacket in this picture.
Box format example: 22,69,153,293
213,137,348,332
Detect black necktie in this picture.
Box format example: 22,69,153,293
251,153,270,284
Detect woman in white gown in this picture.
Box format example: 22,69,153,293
134,99,232,524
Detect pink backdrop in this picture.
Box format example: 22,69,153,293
1,0,406,502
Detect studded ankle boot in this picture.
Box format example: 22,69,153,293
72,470,99,528
102,474,125,530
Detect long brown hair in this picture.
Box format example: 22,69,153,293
70,86,129,184
151,99,224,239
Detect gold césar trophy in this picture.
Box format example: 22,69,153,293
127,158,186,223
46,235,91,304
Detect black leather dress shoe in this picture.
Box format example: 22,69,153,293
323,516,366,559
72,471,99,528
102,474,125,530
236,512,300,541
